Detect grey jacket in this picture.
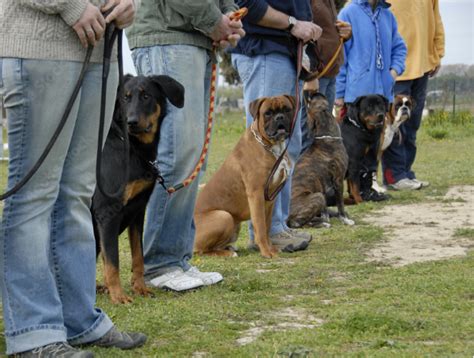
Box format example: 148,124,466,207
127,0,238,51
0,0,109,63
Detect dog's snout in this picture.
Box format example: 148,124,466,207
127,115,139,126
377,113,385,121
274,113,285,122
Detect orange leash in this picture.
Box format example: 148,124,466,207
166,8,248,194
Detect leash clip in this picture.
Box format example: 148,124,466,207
149,160,167,191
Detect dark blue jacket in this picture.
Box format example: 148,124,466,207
231,0,313,57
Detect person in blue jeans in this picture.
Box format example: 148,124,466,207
0,1,146,357
231,0,322,251
334,0,407,201
126,1,245,292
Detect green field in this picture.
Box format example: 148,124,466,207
0,111,473,357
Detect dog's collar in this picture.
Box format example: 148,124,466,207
314,135,342,140
251,123,279,156
346,116,364,130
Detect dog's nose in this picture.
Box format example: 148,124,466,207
274,113,285,122
127,116,139,126
377,113,385,122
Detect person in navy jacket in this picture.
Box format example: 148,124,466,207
335,0,407,201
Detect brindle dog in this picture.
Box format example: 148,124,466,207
92,75,184,304
288,91,354,228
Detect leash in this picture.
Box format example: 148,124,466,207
263,40,304,202
0,11,126,202
316,38,343,80
165,7,248,195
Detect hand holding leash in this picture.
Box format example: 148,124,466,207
290,21,322,43
102,0,136,29
72,3,106,48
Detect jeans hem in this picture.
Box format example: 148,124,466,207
5,327,67,355
67,311,113,345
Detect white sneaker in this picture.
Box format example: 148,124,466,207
412,178,430,188
185,266,223,286
147,268,203,291
389,178,422,191
371,173,387,193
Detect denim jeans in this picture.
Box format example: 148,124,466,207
0,59,117,354
132,45,212,277
301,76,336,153
382,74,429,184
231,53,302,239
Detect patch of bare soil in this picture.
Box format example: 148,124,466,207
236,308,324,346
366,186,474,267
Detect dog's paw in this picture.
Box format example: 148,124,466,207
340,216,355,226
110,291,134,304
132,282,153,297
322,222,331,228
260,246,279,259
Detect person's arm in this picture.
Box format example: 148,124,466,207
168,0,223,35
220,0,239,15
19,0,89,26
335,9,352,103
236,0,322,42
389,13,407,79
429,0,445,76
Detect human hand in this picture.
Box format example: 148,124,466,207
390,68,398,80
211,14,245,49
72,3,106,48
429,64,441,77
335,98,345,108
290,21,323,43
101,0,136,29
336,20,352,41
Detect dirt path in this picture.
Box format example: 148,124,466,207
366,185,474,267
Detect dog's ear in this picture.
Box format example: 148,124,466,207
378,95,389,112
124,74,134,84
347,96,363,119
249,97,267,121
284,95,297,109
150,75,185,108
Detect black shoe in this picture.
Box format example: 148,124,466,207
361,188,390,202
89,326,147,350
11,342,94,357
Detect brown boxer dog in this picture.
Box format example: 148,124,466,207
194,95,295,258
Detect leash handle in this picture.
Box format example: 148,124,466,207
263,40,303,202
165,8,248,195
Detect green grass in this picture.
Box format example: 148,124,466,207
0,113,473,356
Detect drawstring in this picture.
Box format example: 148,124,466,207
361,3,384,70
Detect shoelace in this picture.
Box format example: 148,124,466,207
31,342,76,356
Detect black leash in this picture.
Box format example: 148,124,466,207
0,16,127,202
263,40,303,201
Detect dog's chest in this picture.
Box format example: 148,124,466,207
270,142,291,185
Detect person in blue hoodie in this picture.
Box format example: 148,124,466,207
335,0,407,201
231,0,322,252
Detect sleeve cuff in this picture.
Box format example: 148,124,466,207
61,0,88,27
195,6,222,34
245,1,269,23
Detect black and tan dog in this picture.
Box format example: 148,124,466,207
378,94,414,159
194,95,295,258
92,74,184,303
288,91,354,228
341,95,388,204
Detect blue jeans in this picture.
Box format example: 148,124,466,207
382,74,429,184
0,59,116,354
301,76,336,153
231,53,302,239
132,45,211,277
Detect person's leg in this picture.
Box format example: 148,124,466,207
132,45,210,279
48,63,118,345
319,76,336,111
0,59,102,355
382,79,413,185
232,53,308,248
403,74,429,180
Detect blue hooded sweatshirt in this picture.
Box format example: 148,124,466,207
336,0,407,103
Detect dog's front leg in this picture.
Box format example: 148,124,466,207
129,211,153,298
247,190,278,258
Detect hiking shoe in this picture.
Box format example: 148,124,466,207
412,178,430,188
285,228,313,243
147,267,203,292
185,266,223,286
12,342,94,357
248,231,310,253
89,326,146,350
389,178,422,191
361,188,391,202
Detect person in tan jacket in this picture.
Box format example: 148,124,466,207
382,0,445,191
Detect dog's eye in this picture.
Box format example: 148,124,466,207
264,110,272,117
142,94,150,100
123,94,131,102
